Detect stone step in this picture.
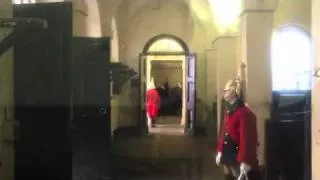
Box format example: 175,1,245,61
149,124,185,135
153,124,184,128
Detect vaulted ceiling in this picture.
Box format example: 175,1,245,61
115,0,215,25
112,0,216,45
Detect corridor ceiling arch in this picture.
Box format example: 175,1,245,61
271,25,312,91
115,0,211,40
208,0,242,33
115,0,213,25
142,34,189,54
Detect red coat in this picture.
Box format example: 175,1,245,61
216,105,259,168
145,89,160,119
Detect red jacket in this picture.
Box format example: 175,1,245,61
216,105,259,168
145,89,160,119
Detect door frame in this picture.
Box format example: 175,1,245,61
138,52,196,132
147,57,185,126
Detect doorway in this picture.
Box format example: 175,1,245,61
148,58,185,127
267,25,312,180
139,34,196,135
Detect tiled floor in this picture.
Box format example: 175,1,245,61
112,125,224,180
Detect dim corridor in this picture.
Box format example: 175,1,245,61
112,131,224,180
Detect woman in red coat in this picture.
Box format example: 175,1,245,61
215,79,260,180
146,77,160,128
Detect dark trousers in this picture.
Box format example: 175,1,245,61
247,170,261,180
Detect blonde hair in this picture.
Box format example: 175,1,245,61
224,79,242,97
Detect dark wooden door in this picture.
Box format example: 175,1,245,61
13,2,72,180
185,54,196,135
71,37,111,180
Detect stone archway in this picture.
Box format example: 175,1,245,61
270,24,312,180
140,34,191,132
142,34,189,54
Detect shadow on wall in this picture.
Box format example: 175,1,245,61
197,98,218,142
112,80,141,140
195,99,216,136
204,99,218,143
0,26,14,180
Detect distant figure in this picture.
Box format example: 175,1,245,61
156,83,166,98
146,77,160,128
170,82,182,115
156,81,170,116
163,81,170,97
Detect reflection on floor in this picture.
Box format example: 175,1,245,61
112,126,224,180
150,116,184,135
156,116,181,125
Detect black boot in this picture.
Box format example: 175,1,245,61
225,174,235,180
247,170,261,180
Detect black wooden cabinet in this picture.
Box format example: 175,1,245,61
265,91,311,180
71,37,112,180
13,3,113,180
13,2,73,180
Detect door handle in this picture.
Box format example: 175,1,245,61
14,120,20,140
99,107,107,115
3,119,20,142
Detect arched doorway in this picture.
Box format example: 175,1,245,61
142,34,189,54
139,34,196,135
270,25,312,180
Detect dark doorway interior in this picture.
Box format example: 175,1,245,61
265,90,311,180
151,61,183,117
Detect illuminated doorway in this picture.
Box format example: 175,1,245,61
139,34,196,135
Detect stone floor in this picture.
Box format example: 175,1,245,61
112,122,224,180
156,116,181,125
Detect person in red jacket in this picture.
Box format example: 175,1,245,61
146,77,160,128
215,79,260,180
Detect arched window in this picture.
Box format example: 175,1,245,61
12,0,22,4
12,0,35,4
147,38,184,52
271,26,313,91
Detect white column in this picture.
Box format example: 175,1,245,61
311,0,320,179
214,36,238,136
239,0,275,165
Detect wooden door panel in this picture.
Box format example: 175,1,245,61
71,37,111,180
13,3,72,180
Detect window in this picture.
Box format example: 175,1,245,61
12,0,22,4
271,26,312,91
12,0,35,4
147,38,184,52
